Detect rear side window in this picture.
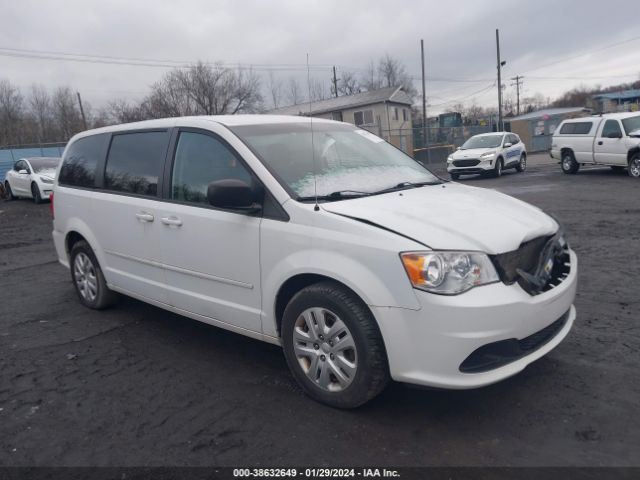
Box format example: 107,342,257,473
105,131,168,196
559,122,592,135
171,131,252,205
59,134,106,187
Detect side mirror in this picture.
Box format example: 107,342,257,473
18,169,29,175
607,131,622,139
207,179,262,212
503,142,512,148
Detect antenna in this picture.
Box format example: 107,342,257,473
306,53,319,211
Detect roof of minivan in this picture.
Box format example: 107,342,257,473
70,115,336,141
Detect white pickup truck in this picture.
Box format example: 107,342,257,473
551,112,640,177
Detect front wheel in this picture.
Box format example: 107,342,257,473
561,152,580,174
629,154,640,178
4,181,15,200
281,281,389,408
31,182,43,204
516,153,527,172
493,158,503,177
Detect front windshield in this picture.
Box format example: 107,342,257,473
29,158,60,175
621,115,640,135
460,134,504,149
230,122,439,199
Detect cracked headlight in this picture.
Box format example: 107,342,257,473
400,251,500,295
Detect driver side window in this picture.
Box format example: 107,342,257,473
601,120,622,138
171,131,253,205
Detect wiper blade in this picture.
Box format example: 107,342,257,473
298,190,373,202
371,180,442,195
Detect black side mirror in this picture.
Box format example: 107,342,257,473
207,179,262,213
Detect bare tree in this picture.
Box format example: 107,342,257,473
338,71,361,96
268,72,283,109
309,78,328,102
361,60,380,91
0,79,24,145
52,87,83,139
28,84,53,142
287,77,303,105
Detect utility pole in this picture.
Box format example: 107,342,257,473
420,39,430,163
510,75,524,116
496,29,505,131
332,66,338,98
76,92,88,130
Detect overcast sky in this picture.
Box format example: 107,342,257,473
2,0,639,114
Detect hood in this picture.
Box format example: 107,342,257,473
37,168,57,180
452,147,497,159
321,183,558,254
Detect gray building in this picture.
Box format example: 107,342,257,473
591,89,640,113
269,86,414,154
507,107,591,152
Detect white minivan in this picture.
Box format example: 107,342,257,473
52,115,578,408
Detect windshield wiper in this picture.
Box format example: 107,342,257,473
370,180,442,195
298,190,373,202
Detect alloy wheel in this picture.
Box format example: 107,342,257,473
630,157,640,178
74,252,98,302
292,307,358,392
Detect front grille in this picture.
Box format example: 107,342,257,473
490,233,571,295
453,159,480,167
459,310,570,373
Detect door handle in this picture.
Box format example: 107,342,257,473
597,141,603,145
135,212,154,223
161,216,183,227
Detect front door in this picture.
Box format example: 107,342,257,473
594,119,627,165
11,160,31,195
159,129,262,333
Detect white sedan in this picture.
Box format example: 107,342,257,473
4,157,60,203
447,132,527,179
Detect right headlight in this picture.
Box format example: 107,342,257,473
447,155,454,163
400,251,500,295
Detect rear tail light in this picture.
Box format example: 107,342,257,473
49,192,54,219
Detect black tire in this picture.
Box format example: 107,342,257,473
450,172,460,180
69,240,117,310
561,151,580,174
281,281,389,408
493,157,504,177
515,153,527,172
628,154,640,178
31,182,43,204
4,181,15,200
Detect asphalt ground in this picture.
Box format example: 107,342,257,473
0,158,638,467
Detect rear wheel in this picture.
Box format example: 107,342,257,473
281,281,389,408
515,153,527,172
4,181,15,200
493,158,503,177
70,240,116,309
31,182,43,204
629,154,640,178
561,151,580,174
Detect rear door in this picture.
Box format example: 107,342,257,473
90,130,172,304
158,127,262,332
594,119,627,165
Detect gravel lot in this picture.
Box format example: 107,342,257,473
1,158,638,467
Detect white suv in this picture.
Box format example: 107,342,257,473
52,116,577,408
447,132,527,179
